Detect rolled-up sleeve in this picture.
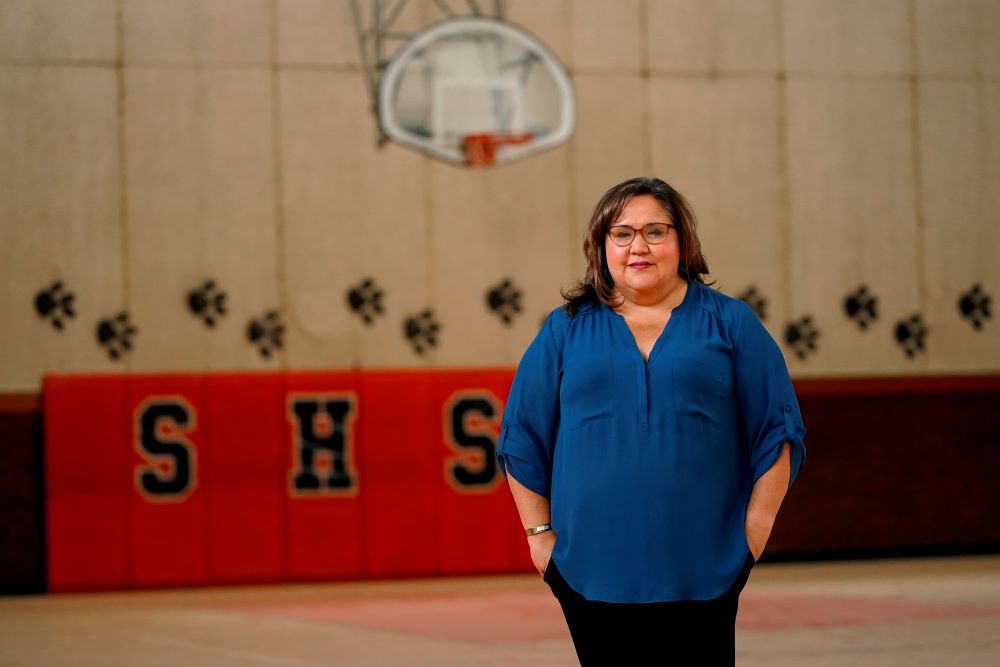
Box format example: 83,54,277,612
496,311,562,498
732,303,806,487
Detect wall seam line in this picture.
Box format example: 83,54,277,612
639,0,652,175
775,0,794,354
112,0,135,589
565,0,581,289
115,0,132,375
907,0,928,368
268,0,290,372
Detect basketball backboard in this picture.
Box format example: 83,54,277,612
367,14,575,166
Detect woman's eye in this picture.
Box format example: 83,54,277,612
645,229,665,240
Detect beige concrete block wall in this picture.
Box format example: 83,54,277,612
278,69,433,369
920,81,1000,372
646,0,780,73
0,66,123,388
427,146,576,367
2,0,999,392
783,0,912,75
785,79,923,376
123,68,207,371
123,0,272,65
0,0,117,62
507,0,572,67
124,67,280,372
426,164,504,367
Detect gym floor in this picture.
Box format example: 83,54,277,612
2,555,998,666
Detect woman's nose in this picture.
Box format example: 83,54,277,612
630,235,650,253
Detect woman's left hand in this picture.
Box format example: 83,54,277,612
744,510,775,561
744,442,792,561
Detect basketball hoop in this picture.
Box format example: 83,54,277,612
373,16,575,166
462,132,534,166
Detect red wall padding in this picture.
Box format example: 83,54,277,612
204,374,285,584
35,374,1000,593
127,375,207,588
45,377,129,591
282,371,362,580
44,370,529,592
359,371,437,577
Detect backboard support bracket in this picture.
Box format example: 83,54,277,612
350,0,507,147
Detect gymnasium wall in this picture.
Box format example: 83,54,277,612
2,0,998,384
1,1,999,592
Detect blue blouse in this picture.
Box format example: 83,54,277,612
497,281,806,603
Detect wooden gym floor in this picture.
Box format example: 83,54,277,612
1,555,998,666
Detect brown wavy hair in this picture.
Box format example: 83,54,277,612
561,176,710,316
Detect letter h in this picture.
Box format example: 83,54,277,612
290,397,354,492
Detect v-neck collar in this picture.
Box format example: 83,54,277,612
604,281,694,366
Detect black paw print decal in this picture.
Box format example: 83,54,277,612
844,285,878,329
187,280,227,327
784,315,819,360
403,309,440,355
958,283,991,330
346,278,384,325
486,278,522,325
247,310,284,358
34,281,76,330
894,314,926,358
736,286,767,321
96,311,137,360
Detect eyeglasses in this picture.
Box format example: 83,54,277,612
607,223,676,246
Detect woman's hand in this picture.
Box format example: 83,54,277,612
505,473,556,574
744,510,774,561
744,442,791,561
528,530,557,574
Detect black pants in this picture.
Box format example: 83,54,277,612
544,555,755,666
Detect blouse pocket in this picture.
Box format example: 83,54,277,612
560,350,614,429
672,354,730,425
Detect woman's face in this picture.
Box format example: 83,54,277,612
604,194,683,300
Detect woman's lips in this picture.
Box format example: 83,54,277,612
628,262,653,268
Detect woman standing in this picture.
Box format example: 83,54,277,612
497,177,806,665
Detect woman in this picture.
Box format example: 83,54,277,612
497,177,806,665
